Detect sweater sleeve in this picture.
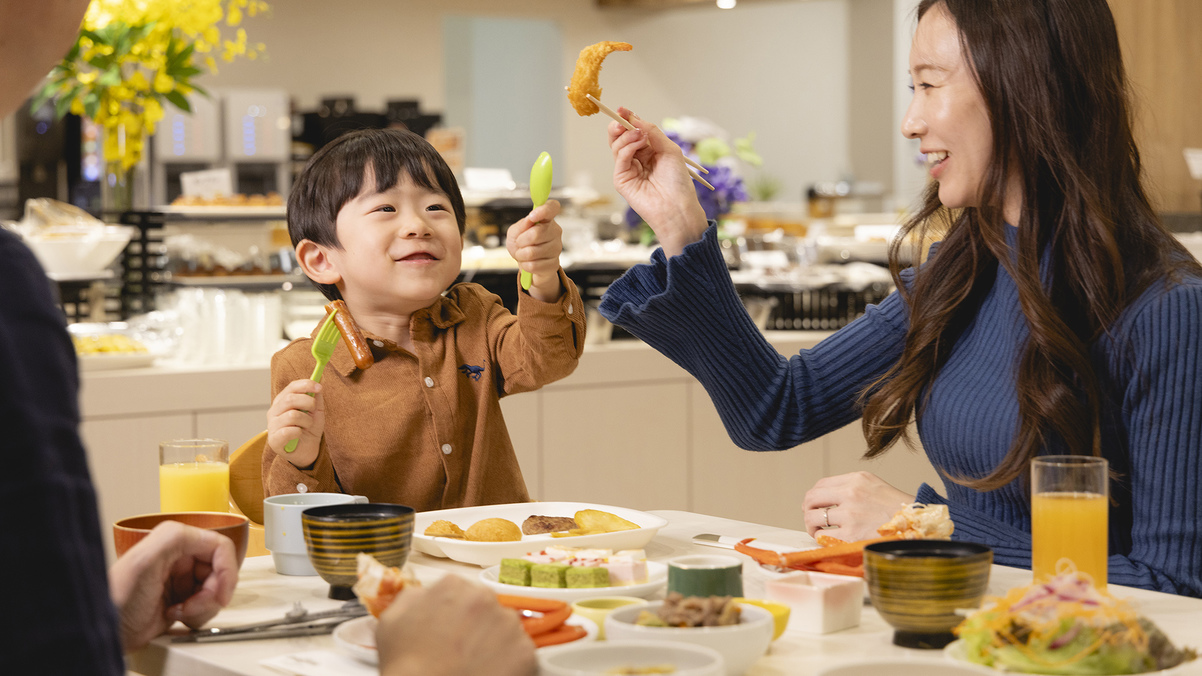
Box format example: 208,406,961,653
483,268,587,396
1108,280,1202,595
600,223,911,450
921,279,1202,597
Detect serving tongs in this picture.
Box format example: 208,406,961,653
173,600,368,643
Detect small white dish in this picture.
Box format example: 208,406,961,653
480,561,668,601
333,614,598,666
762,570,864,634
332,615,377,665
539,639,725,676
413,502,668,567
604,601,773,676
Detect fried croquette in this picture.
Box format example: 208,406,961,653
423,519,466,539
567,41,633,116
464,517,523,542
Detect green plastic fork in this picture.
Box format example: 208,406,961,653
283,310,340,453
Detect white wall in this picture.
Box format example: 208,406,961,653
194,0,858,205
892,0,927,211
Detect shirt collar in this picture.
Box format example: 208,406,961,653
318,295,469,377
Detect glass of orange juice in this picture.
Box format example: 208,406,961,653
159,439,230,513
1031,455,1108,587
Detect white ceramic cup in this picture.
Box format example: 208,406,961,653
263,492,367,575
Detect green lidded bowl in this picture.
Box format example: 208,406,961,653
301,502,414,599
864,539,992,650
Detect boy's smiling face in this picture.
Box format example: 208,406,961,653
324,167,463,317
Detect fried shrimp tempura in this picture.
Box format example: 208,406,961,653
567,41,633,116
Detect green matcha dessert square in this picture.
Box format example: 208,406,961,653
499,558,533,586
531,563,570,588
566,566,609,588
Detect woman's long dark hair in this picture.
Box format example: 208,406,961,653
861,0,1202,490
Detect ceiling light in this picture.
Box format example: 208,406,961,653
717,0,736,8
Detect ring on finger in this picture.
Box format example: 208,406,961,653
822,506,832,528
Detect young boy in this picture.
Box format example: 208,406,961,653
265,128,585,510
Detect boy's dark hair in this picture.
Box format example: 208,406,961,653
287,127,467,301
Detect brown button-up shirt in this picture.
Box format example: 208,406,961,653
263,271,585,510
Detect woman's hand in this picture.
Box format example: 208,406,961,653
377,575,535,676
803,471,915,541
608,107,708,258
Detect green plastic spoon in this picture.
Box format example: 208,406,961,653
523,151,553,290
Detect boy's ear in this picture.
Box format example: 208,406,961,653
296,239,342,285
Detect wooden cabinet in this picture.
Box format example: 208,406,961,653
79,365,270,562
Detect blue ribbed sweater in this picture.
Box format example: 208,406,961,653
600,224,1202,597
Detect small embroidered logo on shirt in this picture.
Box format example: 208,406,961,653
458,363,485,381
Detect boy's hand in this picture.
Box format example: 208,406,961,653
507,198,565,303
267,379,324,468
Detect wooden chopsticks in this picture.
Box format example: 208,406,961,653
584,94,715,191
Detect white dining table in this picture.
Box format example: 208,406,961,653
127,509,1202,676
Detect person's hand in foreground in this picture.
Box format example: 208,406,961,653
608,107,708,258
803,471,916,541
107,520,238,651
376,575,536,676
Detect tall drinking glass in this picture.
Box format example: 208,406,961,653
1031,455,1108,587
159,439,230,513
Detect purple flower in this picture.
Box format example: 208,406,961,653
623,131,748,231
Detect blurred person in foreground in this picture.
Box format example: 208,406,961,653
600,0,1202,596
0,2,533,674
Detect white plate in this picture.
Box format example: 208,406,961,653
332,615,378,665
943,639,1197,675
77,353,156,371
413,502,668,567
332,614,598,665
479,560,668,601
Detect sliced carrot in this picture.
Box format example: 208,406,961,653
531,624,587,648
496,594,568,614
496,594,572,637
521,604,571,637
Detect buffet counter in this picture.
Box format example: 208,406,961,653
80,333,941,561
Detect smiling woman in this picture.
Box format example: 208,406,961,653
596,0,1202,598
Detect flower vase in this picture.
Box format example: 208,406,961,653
104,161,135,216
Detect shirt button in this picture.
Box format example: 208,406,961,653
424,377,434,388
373,340,384,347
567,303,573,314
296,483,308,493
441,444,453,455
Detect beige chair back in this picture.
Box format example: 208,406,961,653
229,430,267,525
